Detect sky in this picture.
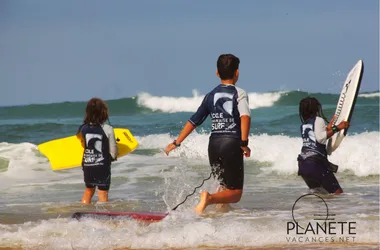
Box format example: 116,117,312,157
0,0,379,106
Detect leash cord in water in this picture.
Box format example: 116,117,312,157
107,123,212,212
170,171,213,211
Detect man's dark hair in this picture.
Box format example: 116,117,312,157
217,54,240,80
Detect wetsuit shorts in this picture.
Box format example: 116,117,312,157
83,165,111,191
208,137,244,190
298,158,342,193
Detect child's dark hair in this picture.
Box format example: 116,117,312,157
217,54,240,80
84,98,109,125
299,97,328,123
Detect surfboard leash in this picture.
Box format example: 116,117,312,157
107,117,212,212
170,171,213,211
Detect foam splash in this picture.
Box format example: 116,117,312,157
0,211,377,249
136,90,285,113
137,90,204,113
136,131,380,177
255,131,380,177
359,92,380,98
0,135,378,249
247,91,285,109
0,132,378,187
0,142,71,189
0,142,44,178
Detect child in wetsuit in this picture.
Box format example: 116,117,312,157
165,54,251,214
77,98,118,203
297,97,349,194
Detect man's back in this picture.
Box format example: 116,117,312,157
189,84,250,139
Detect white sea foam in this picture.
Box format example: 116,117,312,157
0,143,52,185
359,92,380,98
0,133,378,249
0,211,377,249
136,90,285,113
136,131,380,177
247,91,286,109
0,131,378,186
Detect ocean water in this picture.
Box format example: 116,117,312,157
0,90,379,250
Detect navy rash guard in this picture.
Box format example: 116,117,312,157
189,84,250,139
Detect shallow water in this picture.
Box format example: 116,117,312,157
0,91,379,249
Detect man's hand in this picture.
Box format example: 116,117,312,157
164,143,177,156
241,146,251,157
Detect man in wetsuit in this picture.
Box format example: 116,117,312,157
165,54,251,214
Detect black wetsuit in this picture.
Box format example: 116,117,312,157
78,124,113,191
298,116,342,193
189,84,250,190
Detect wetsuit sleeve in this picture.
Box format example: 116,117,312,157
76,124,85,135
236,87,251,117
103,124,118,160
314,117,327,144
189,94,210,127
76,124,85,148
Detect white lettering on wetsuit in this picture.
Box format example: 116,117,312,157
211,113,235,132
211,113,224,119
82,133,105,166
212,122,225,130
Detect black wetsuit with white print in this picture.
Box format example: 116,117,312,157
189,84,250,190
78,124,117,191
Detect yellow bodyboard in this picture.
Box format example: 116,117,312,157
38,128,138,171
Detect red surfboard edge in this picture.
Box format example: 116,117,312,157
72,211,168,222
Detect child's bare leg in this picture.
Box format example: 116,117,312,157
98,189,109,202
215,186,232,212
194,188,242,214
194,191,211,214
81,187,95,204
208,188,242,203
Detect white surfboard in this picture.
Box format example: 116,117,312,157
327,60,364,155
